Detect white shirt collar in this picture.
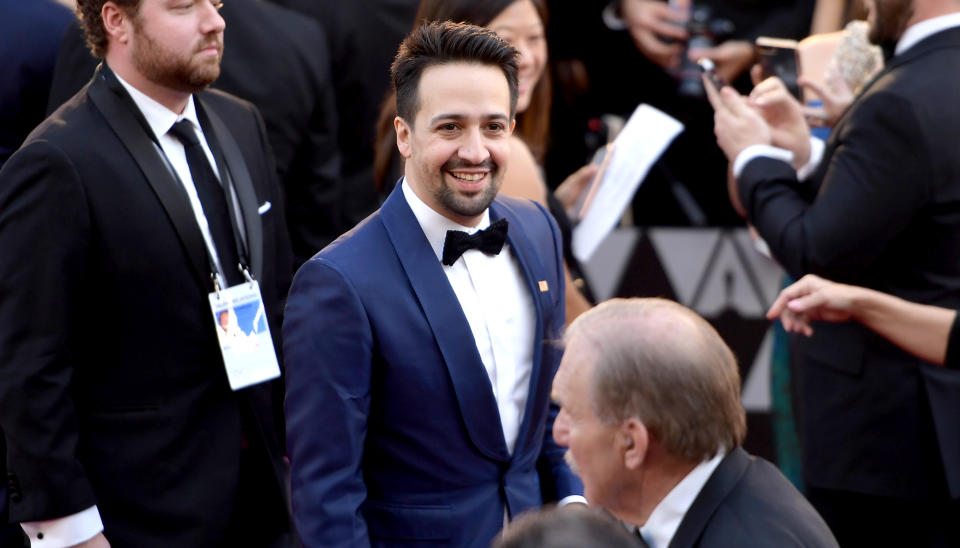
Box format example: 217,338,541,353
113,69,202,141
400,178,491,263
896,12,960,55
638,452,726,548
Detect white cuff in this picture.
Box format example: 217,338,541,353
558,495,589,507
22,505,103,547
733,145,794,179
795,137,825,181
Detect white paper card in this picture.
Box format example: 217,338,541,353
208,281,281,390
572,104,684,263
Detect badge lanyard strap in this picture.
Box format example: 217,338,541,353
151,131,252,295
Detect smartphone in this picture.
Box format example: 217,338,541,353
755,36,801,100
697,58,728,90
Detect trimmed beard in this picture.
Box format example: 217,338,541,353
432,158,501,220
131,17,222,93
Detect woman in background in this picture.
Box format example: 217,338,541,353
374,0,597,324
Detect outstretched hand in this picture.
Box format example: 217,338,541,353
766,274,859,336
554,163,600,212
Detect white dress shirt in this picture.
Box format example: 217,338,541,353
402,180,534,453
637,452,725,548
20,74,243,547
118,71,245,288
733,13,960,181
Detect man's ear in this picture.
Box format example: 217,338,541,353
509,118,516,135
102,1,132,46
395,116,412,159
622,418,649,470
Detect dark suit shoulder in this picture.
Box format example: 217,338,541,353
19,87,116,161
696,457,838,548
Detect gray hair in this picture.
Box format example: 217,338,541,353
565,298,746,462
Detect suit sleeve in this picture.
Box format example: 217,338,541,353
0,140,97,521
283,257,372,548
738,91,930,281
534,203,584,501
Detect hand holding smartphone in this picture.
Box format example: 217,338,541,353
697,57,728,91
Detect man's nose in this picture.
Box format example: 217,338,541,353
201,1,226,34
458,128,490,165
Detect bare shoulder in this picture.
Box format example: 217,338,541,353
501,135,547,206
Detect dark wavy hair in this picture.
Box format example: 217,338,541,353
77,0,143,58
391,21,519,124
374,0,551,190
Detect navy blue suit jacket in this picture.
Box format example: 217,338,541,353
283,186,582,547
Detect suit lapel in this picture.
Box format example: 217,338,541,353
196,97,264,278
379,187,511,462
668,448,750,548
86,65,209,288
489,200,550,454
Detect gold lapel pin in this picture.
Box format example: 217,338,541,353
538,280,549,293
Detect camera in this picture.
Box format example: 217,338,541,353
665,5,735,97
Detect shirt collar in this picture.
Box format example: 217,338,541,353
113,70,202,141
400,178,491,264
896,12,960,55
639,452,725,548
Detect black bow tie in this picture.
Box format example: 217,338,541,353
441,218,508,266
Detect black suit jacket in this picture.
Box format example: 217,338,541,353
48,0,342,265
669,448,838,548
0,65,292,547
739,27,960,500
271,0,419,227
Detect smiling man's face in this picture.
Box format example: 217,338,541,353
395,62,514,227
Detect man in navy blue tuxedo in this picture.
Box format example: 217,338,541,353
283,21,582,548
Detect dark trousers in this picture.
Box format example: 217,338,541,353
220,406,294,548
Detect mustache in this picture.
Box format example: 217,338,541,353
442,158,496,172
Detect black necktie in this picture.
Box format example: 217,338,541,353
441,218,508,266
168,119,243,286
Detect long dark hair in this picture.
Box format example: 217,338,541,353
373,0,551,191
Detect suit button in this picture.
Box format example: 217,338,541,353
10,493,21,503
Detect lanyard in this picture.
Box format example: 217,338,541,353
152,129,252,291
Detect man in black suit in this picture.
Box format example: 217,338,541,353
47,0,342,265
709,0,960,544
551,298,838,548
0,0,293,546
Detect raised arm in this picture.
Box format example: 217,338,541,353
768,274,956,366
